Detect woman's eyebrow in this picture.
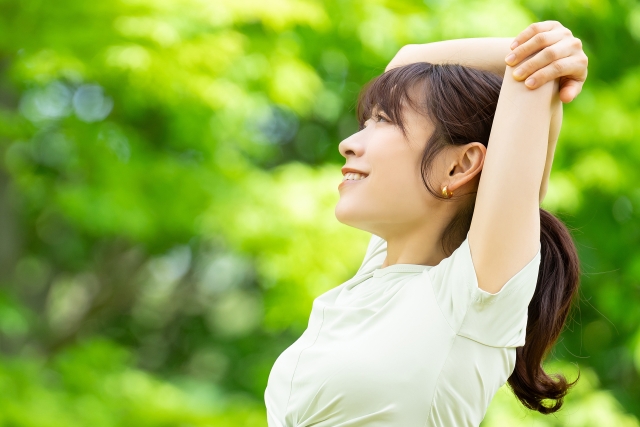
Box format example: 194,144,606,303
371,104,389,116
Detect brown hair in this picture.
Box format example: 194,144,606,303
355,62,581,414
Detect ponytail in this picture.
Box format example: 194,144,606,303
507,208,581,414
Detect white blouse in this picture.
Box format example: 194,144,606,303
265,231,542,426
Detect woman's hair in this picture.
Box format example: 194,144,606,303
355,62,581,414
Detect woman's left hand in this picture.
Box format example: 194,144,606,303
505,20,588,103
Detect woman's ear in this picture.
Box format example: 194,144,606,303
447,142,486,192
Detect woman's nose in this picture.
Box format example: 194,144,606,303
338,130,365,158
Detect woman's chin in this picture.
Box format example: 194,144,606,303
334,202,368,228
334,202,354,226
334,204,346,224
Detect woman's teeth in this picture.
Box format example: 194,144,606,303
342,172,368,182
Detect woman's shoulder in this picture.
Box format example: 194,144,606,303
428,233,541,347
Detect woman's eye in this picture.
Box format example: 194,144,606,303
374,113,389,123
359,113,389,131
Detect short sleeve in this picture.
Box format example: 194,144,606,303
428,232,542,348
355,233,387,276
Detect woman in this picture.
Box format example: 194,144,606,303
265,20,589,426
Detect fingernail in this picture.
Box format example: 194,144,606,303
510,40,519,49
513,68,525,78
505,53,516,64
525,77,536,87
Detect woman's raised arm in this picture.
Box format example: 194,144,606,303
385,22,587,101
468,55,557,294
385,37,514,76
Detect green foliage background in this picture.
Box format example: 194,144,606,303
0,0,639,425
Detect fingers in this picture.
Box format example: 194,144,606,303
508,20,588,102
509,20,565,50
505,29,568,67
558,79,585,103
520,56,585,89
509,37,579,84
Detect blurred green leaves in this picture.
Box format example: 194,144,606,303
0,338,266,426
0,0,639,425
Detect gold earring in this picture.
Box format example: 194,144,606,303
442,186,453,198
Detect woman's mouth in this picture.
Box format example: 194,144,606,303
342,172,368,182
338,172,368,189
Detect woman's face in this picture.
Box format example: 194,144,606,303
335,102,448,236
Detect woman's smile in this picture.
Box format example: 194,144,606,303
338,173,369,190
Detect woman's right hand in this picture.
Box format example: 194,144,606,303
504,20,588,103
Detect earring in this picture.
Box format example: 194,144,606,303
442,186,453,198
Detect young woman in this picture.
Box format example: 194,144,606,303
265,21,589,426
